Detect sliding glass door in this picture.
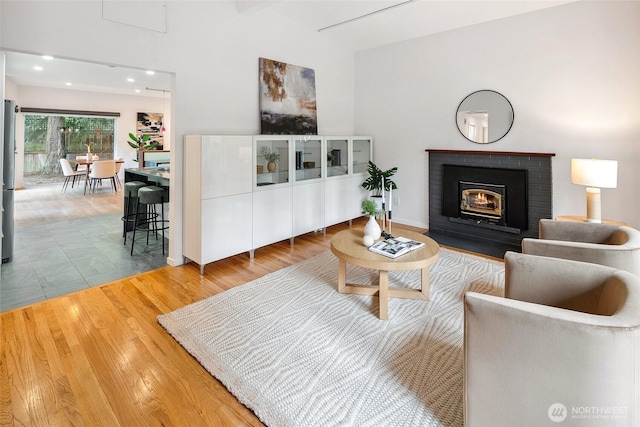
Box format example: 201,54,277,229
23,114,115,177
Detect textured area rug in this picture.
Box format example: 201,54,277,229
158,248,504,427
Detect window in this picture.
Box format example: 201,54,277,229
24,115,116,174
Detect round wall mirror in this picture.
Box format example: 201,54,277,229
455,90,514,144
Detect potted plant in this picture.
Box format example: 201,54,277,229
361,199,383,218
327,152,335,164
128,132,158,161
361,161,398,196
128,132,159,151
361,199,383,239
361,161,398,212
261,146,280,172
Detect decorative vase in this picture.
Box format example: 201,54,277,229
364,215,381,240
267,161,277,172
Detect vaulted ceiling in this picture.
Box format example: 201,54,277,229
4,1,576,96
239,0,576,52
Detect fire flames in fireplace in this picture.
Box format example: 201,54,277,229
460,181,505,224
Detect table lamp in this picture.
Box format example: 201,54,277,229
570,158,618,223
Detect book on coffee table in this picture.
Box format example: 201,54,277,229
368,236,426,259
368,238,412,259
392,236,425,251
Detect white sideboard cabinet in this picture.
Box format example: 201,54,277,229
184,135,253,274
292,136,325,237
184,134,372,273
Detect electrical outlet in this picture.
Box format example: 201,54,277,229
393,197,399,206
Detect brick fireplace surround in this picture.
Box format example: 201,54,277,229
426,149,554,258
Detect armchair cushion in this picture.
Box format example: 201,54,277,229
522,219,640,275
464,252,640,427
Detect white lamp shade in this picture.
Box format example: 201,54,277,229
571,158,618,188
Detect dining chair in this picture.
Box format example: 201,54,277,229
114,157,124,189
75,155,88,173
87,160,117,194
59,158,85,192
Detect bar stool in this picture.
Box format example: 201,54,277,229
131,185,170,256
122,181,147,245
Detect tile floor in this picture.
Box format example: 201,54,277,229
0,212,169,313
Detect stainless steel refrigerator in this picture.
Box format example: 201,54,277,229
2,99,17,264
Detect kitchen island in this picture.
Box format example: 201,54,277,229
124,166,170,186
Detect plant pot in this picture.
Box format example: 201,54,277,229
267,161,277,172
364,215,381,240
137,150,144,169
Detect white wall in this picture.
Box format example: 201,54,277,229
355,1,640,229
7,80,167,189
0,0,356,266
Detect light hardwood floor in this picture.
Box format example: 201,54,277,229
14,180,123,227
3,183,499,426
2,215,447,426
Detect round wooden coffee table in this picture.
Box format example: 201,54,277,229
330,228,440,320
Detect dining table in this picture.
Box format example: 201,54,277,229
70,158,125,195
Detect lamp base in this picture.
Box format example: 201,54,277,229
585,187,601,223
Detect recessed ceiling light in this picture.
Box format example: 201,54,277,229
42,55,54,60
127,78,135,82
135,89,141,93
33,66,43,71
146,70,155,75
65,82,72,86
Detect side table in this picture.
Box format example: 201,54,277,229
555,215,627,226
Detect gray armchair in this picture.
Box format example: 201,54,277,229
522,219,640,275
464,252,640,427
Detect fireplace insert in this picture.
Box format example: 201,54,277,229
459,181,506,225
443,164,528,231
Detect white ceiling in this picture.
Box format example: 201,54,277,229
252,0,577,52
4,51,173,98
3,0,576,96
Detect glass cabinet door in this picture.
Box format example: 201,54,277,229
326,137,349,177
352,137,372,174
255,136,290,187
294,136,322,182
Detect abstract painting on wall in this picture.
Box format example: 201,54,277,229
136,112,164,148
259,58,317,135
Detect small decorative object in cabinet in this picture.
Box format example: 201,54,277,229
255,136,290,187
326,138,349,177
294,136,322,183
262,146,279,172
